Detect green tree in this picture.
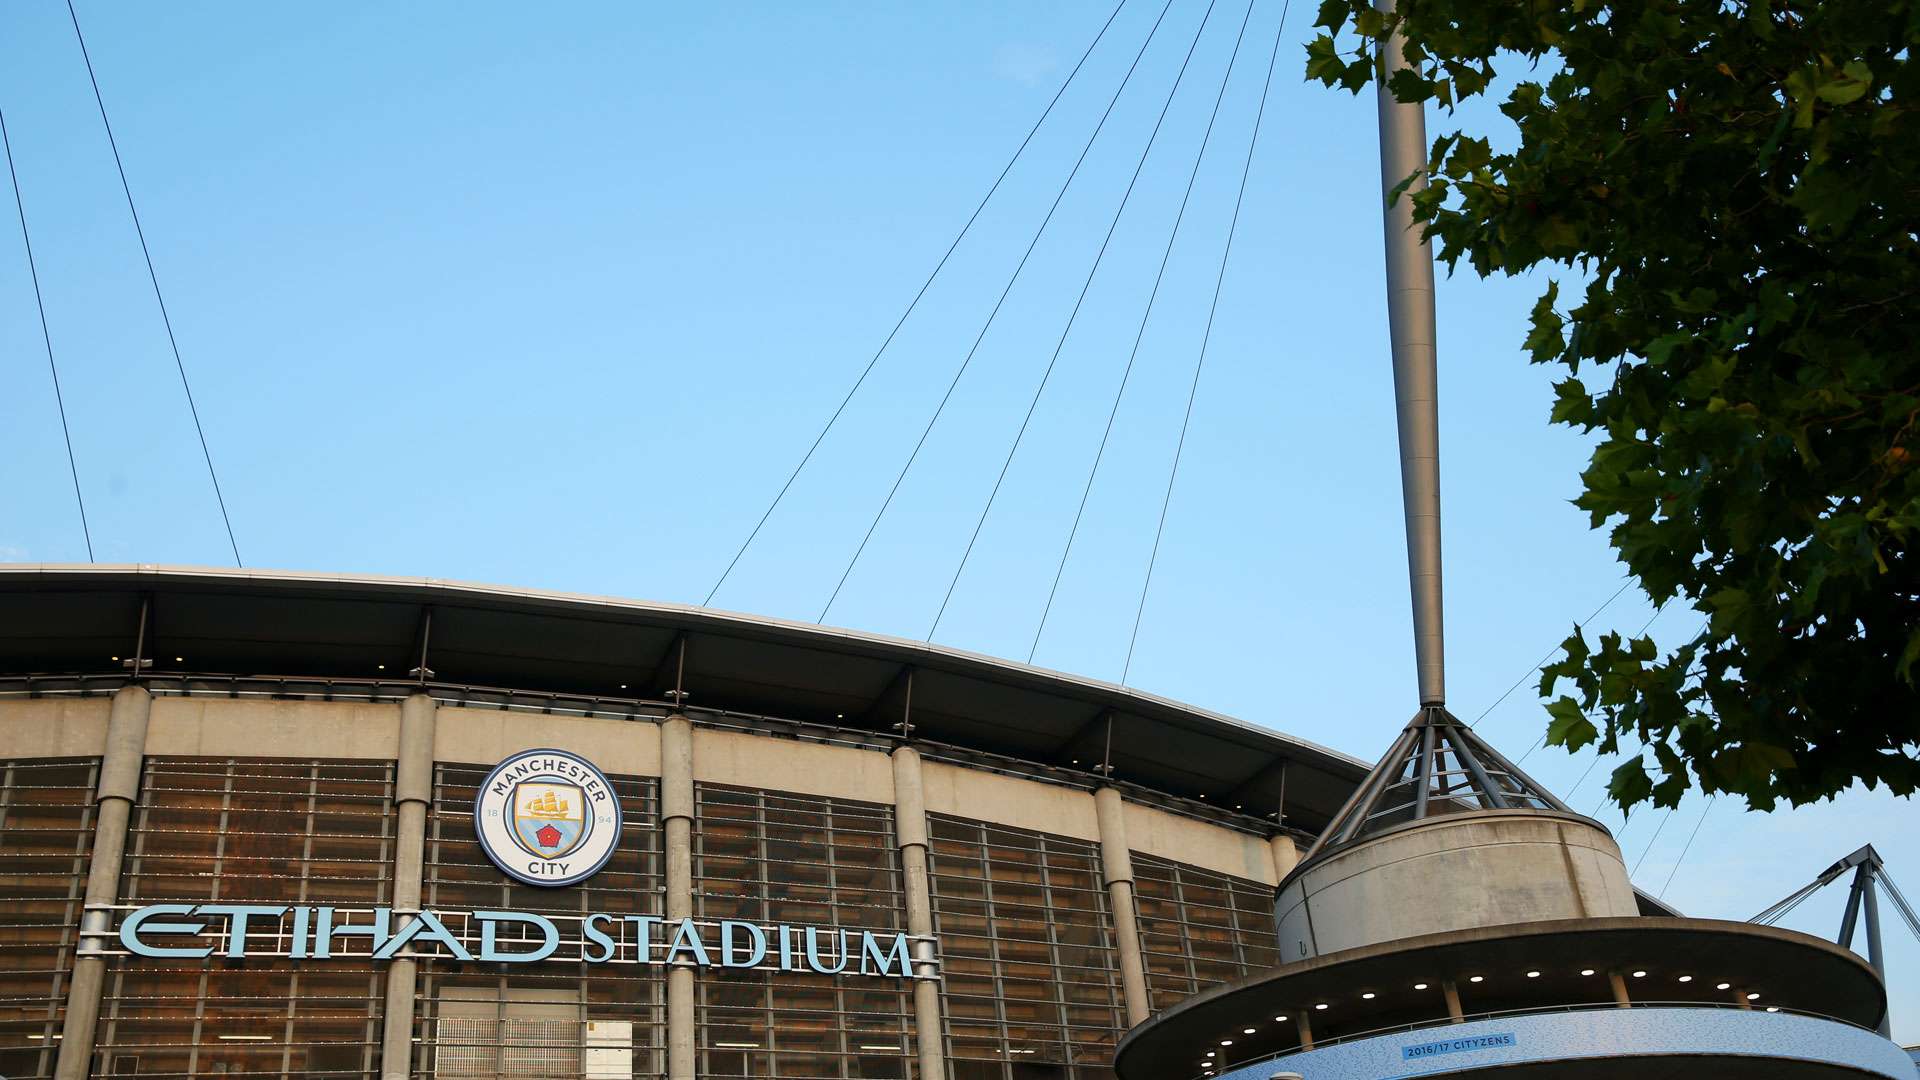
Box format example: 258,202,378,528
1307,0,1919,810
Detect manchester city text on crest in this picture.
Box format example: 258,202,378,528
475,748,622,887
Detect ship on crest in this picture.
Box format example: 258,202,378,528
524,789,570,818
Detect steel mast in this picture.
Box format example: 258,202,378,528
1375,0,1446,709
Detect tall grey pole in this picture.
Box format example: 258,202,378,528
1862,877,1889,1035
55,685,151,1080
661,714,696,1080
1375,0,1446,708
889,747,949,1080
381,693,436,1079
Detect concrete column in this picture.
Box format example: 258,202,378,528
1609,971,1631,1008
1269,834,1299,884
890,747,947,1080
1440,978,1463,1022
380,693,437,1080
661,715,695,1080
1293,1012,1313,1051
1093,787,1151,1026
54,685,152,1080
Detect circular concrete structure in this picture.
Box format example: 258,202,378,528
1275,810,1638,961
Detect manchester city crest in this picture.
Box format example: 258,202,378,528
474,749,622,887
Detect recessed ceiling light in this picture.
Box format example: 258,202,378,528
1580,969,1596,976
1273,1015,1288,1022
1314,1003,1328,1011
1716,982,1732,991
1205,1052,1215,1058
1361,992,1376,1000
174,656,184,662
1413,982,1428,990
1242,1028,1255,1034
1632,970,1647,978
1746,992,1760,1000
1468,975,1484,983
1220,1040,1232,1047
377,664,385,670
1765,1006,1780,1013
1678,975,1693,983
1526,971,1540,978
619,684,627,689
110,656,119,661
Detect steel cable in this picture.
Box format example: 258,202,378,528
928,0,1259,644
1470,579,1634,729
67,0,242,565
2,108,93,561
1022,0,1275,661
1658,795,1714,901
702,0,1133,607
817,0,1195,623
1120,0,1288,684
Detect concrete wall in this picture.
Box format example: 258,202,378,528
694,728,893,804
0,697,110,758
1275,811,1638,960
433,704,660,775
920,760,1101,843
147,697,401,759
1124,800,1281,886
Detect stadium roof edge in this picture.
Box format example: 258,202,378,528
0,563,1370,834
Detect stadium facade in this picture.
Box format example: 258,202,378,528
0,565,1364,1080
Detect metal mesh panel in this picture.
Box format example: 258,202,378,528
927,815,1122,1080
1132,853,1277,1009
92,757,394,1078
694,784,913,1080
0,758,98,1079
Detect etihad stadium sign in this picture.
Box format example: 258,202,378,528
113,749,927,979
115,905,921,978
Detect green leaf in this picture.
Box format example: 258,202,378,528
1387,67,1435,104
1677,354,1737,397
1525,282,1565,361
1549,378,1590,425
1705,587,1751,636
1545,697,1599,750
1644,332,1691,366
1312,0,1350,31
1304,35,1349,87
1608,758,1655,808
1815,59,1874,105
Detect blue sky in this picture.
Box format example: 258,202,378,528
2,0,1913,1040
